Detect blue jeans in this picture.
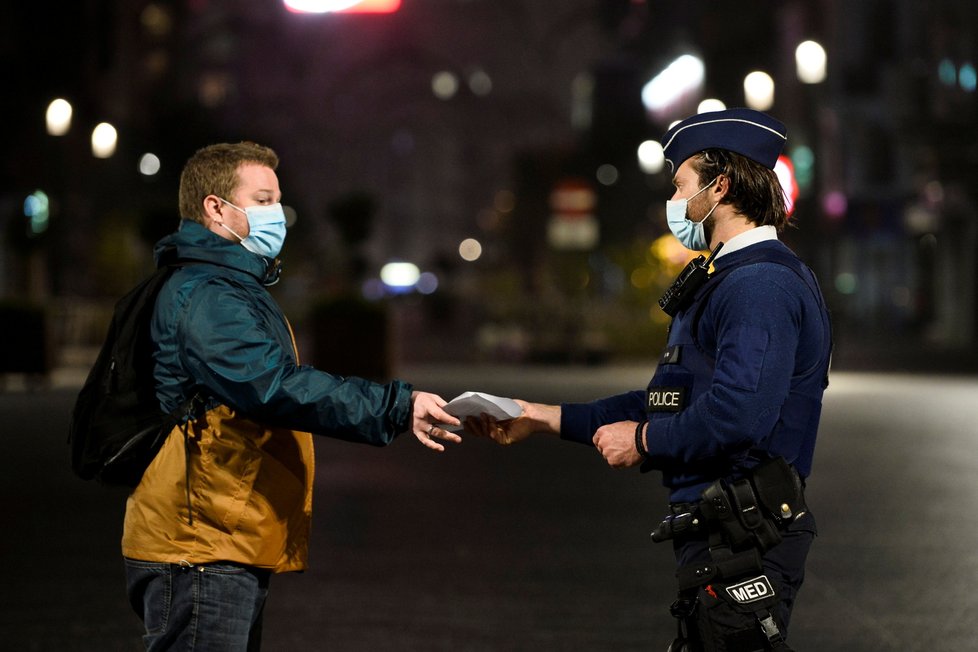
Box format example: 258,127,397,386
125,558,271,651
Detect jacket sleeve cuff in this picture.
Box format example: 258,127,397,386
642,419,668,468
389,380,414,435
559,402,597,446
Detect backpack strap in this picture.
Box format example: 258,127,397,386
156,258,210,525
169,393,205,526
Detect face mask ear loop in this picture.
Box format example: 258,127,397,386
702,200,720,223
689,177,720,225
215,198,247,243
690,176,719,200
218,221,245,243
219,198,246,214
700,175,720,224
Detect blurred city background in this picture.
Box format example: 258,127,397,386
3,0,978,382
5,3,978,650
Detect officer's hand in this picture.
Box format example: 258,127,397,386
411,391,462,452
593,421,643,468
465,400,557,445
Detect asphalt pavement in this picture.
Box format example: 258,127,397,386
2,363,977,651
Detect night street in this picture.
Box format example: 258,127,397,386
5,1,978,650
2,364,976,651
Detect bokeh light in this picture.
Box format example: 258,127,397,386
697,98,726,113
743,71,774,110
417,272,439,294
642,54,704,114
138,153,161,176
459,238,483,262
380,261,420,289
596,164,618,186
637,140,664,175
91,122,118,158
796,40,827,84
432,71,459,100
46,99,72,136
23,190,50,235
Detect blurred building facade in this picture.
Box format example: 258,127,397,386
2,0,977,374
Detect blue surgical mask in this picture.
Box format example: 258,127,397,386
219,199,287,259
666,177,719,251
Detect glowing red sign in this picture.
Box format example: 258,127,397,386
774,155,799,215
283,0,400,13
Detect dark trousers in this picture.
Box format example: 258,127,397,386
672,512,816,651
125,558,271,652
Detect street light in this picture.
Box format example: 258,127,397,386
91,122,118,158
641,54,705,117
743,71,775,110
697,98,726,113
46,99,72,136
380,261,421,289
795,41,827,84
637,140,664,175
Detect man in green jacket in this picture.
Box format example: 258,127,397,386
123,141,460,651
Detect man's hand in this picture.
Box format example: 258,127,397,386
411,391,462,452
465,400,559,445
593,421,644,468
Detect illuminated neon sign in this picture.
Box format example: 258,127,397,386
283,0,401,13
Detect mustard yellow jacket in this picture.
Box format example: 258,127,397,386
122,405,315,571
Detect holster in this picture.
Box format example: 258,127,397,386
750,456,807,527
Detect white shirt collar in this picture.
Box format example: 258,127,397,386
714,225,778,259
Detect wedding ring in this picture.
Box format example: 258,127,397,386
427,424,435,437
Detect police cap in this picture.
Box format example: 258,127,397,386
661,108,787,173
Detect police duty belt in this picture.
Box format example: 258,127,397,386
651,456,807,590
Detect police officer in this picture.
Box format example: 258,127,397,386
467,108,832,650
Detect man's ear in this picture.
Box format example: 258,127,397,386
202,195,225,223
711,174,730,202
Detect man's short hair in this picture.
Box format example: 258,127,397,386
691,149,791,231
178,142,279,223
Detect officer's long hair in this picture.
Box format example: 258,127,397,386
692,149,792,231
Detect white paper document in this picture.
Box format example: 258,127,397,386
440,391,523,432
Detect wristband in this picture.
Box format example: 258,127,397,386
634,419,649,458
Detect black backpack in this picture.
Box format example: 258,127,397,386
69,264,203,487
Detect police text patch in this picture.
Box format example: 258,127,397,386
724,575,775,604
647,387,686,412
